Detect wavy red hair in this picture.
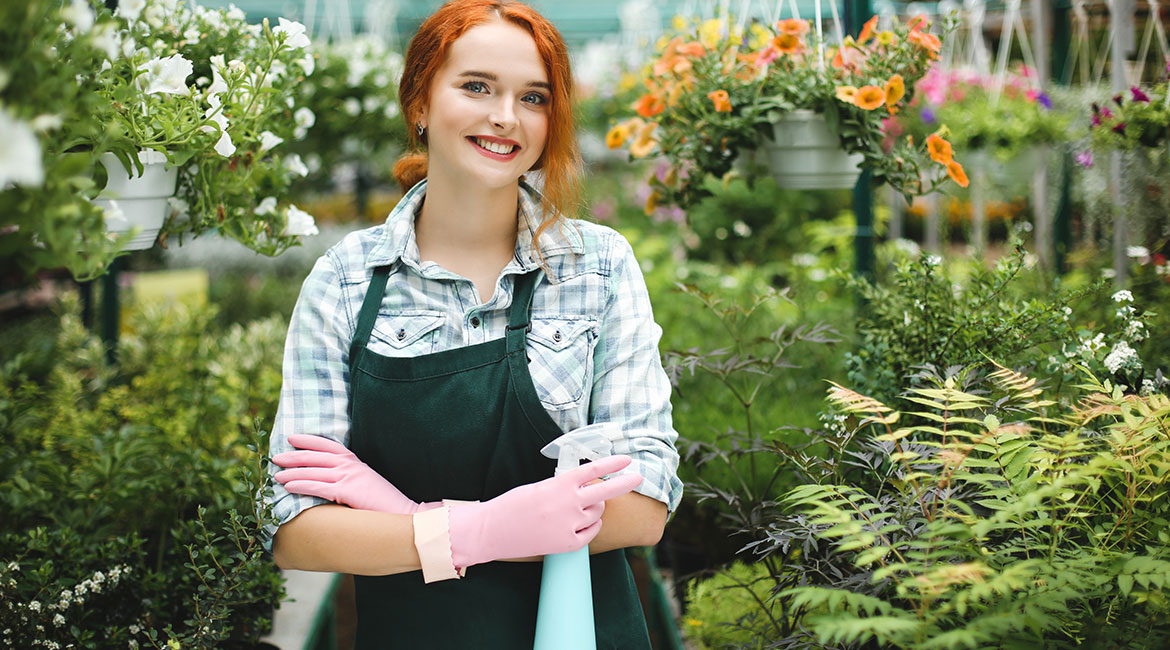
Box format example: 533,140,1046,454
393,0,583,242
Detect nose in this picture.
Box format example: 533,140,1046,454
489,95,517,132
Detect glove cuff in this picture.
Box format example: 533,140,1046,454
413,500,478,583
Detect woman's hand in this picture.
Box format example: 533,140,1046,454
273,434,432,514
447,455,643,568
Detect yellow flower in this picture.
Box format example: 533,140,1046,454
748,23,772,50
884,74,905,109
685,618,704,627
671,14,688,31
707,89,732,112
852,85,886,110
629,121,658,158
644,190,663,215
605,123,630,149
700,17,724,49
877,30,896,46
835,85,859,103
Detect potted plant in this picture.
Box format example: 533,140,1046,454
1087,65,1170,159
0,0,321,283
607,14,968,210
894,65,1070,187
84,0,321,255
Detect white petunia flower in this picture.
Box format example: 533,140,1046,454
925,254,942,266
61,0,95,33
31,114,63,132
273,18,311,49
212,130,235,157
0,109,44,188
281,205,318,237
183,27,201,42
116,0,146,22
297,52,315,75
144,4,167,29
283,153,308,177
267,59,287,83
1112,289,1134,303
258,131,283,153
1127,245,1149,259
226,4,246,21
206,55,228,97
293,107,315,139
138,55,194,96
254,197,277,215
91,24,121,60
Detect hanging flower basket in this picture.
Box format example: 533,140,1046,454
94,152,178,251
760,109,863,189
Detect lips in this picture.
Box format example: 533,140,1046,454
467,136,520,161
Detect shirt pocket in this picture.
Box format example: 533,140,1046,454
526,316,597,411
368,310,445,357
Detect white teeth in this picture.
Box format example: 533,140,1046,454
475,137,516,155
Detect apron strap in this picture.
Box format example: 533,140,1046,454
350,266,392,365
505,270,540,353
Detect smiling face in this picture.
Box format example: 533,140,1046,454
421,18,550,191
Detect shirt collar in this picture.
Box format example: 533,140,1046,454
365,178,584,275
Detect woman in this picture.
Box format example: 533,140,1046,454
266,1,682,647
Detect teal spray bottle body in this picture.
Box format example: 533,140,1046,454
533,425,618,650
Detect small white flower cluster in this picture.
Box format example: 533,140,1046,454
1111,290,1147,343
1104,341,1141,374
819,411,849,437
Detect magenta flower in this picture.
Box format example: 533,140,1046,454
1075,151,1093,168
1131,86,1151,102
1112,122,1127,135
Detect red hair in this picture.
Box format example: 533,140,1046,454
393,0,583,243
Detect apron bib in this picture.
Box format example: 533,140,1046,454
346,266,651,649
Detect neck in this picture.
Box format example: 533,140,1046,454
415,169,521,260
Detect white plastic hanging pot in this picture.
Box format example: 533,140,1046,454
94,152,178,251
761,109,863,190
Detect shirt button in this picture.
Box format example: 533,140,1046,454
553,330,562,343
470,316,481,328
396,328,406,341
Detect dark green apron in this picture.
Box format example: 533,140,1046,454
346,265,651,649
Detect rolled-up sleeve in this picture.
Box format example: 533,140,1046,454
590,234,683,512
265,251,355,538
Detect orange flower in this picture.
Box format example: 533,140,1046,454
629,121,659,158
634,93,665,118
772,33,804,54
776,18,810,35
831,40,867,70
835,85,859,103
926,133,953,164
908,29,941,58
907,14,928,33
858,15,879,44
947,160,969,187
884,74,905,109
644,190,663,215
707,89,732,112
676,40,707,57
852,85,886,110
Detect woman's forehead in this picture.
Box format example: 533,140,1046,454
442,19,548,83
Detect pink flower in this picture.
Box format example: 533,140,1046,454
1131,86,1151,102
1075,151,1093,168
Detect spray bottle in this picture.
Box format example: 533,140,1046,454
533,424,620,650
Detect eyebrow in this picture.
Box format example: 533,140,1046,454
458,70,551,91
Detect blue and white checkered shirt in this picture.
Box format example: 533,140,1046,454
267,180,683,532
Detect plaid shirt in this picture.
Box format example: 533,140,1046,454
267,180,683,533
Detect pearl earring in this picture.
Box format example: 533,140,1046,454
416,123,425,137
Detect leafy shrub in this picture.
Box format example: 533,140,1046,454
781,366,1170,648
843,247,1098,407
684,561,782,650
0,297,286,648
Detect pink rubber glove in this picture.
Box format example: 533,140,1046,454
447,455,643,568
273,434,436,514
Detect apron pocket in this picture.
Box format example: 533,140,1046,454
369,310,445,356
526,316,596,410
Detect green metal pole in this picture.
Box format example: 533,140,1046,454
1050,0,1074,273
100,256,122,365
845,0,875,283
